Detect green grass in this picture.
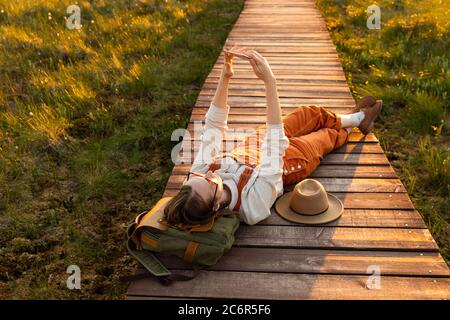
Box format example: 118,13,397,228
0,0,244,299
316,0,449,263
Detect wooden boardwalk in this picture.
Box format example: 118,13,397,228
127,0,450,299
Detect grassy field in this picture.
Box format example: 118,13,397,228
0,0,244,299
316,0,449,263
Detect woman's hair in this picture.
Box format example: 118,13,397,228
163,185,214,225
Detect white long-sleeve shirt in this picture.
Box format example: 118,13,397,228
190,103,289,225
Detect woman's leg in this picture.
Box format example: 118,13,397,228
283,105,343,137
229,106,359,170
283,105,364,137
282,127,349,186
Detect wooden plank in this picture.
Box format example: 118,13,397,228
163,190,415,210
195,96,356,105
205,78,348,85
189,112,357,123
185,126,379,142
224,42,337,47
325,192,414,209
210,67,348,74
170,164,397,179
309,164,396,178
127,271,450,300
233,225,437,251
199,91,352,99
203,82,349,89
199,88,352,99
167,176,406,193
192,107,355,115
231,24,327,27
176,153,389,165
321,153,389,165
226,44,339,50
235,16,325,19
262,208,426,229
230,28,330,32
153,249,450,276
326,143,383,154
207,75,351,83
218,68,345,74
203,85,351,94
179,140,385,154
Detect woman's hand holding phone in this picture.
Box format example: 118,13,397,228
221,46,239,78
226,47,275,83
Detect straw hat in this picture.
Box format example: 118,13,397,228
275,179,343,225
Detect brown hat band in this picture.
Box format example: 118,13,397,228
290,203,330,216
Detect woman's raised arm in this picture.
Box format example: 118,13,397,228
243,50,282,125
211,49,234,109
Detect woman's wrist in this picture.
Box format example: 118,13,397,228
264,74,276,86
221,70,232,80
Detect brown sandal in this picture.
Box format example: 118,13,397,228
358,100,383,135
354,95,377,112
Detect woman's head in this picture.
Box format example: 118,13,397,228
163,170,224,225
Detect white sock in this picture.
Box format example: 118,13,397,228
339,111,365,128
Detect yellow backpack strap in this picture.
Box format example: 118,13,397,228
130,197,172,249
162,215,215,233
183,241,199,263
137,197,172,230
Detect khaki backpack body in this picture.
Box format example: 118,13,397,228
125,197,241,285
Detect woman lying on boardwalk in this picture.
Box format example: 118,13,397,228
164,47,382,226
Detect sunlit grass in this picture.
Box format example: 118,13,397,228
417,135,450,197
402,91,446,135
26,103,70,145
0,0,244,298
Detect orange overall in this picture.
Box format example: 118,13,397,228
221,105,350,186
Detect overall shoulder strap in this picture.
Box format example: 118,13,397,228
209,162,220,172
233,167,254,212
209,161,254,211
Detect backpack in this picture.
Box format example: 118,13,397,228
123,197,241,285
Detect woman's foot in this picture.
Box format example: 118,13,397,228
358,100,383,135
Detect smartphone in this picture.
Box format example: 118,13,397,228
225,49,251,60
